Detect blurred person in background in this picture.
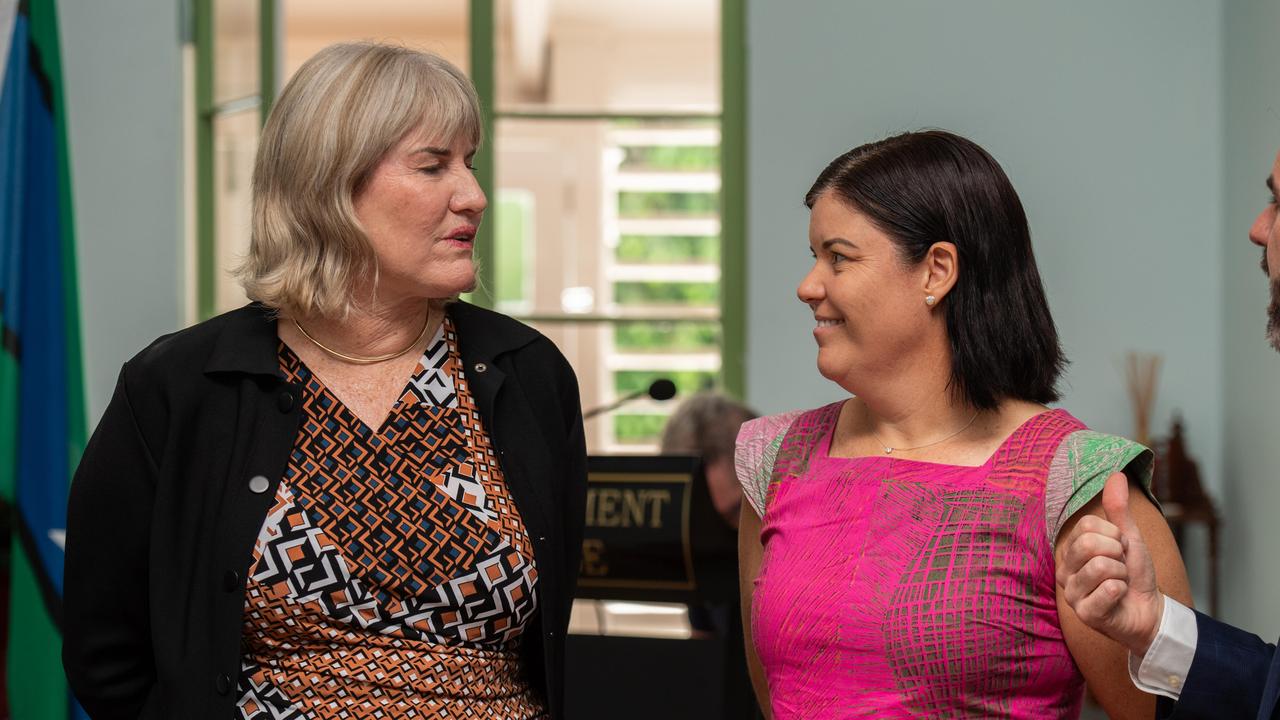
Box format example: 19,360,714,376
661,390,758,529
658,391,757,640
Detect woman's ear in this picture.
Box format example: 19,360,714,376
921,241,959,303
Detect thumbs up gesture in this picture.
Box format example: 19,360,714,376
1056,472,1165,656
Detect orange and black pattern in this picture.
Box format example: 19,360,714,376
236,318,546,719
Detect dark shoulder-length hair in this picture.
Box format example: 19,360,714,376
804,130,1066,410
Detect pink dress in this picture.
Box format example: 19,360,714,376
735,403,1153,719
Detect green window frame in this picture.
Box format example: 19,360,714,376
469,0,746,399
194,0,276,320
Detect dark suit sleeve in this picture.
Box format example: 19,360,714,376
1157,610,1277,719
62,364,157,719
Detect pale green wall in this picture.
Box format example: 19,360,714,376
59,2,185,422
1221,0,1280,641
746,0,1226,501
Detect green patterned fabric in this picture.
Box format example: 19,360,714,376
1044,430,1156,545
734,409,805,517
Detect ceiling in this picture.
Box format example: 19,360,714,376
283,0,716,38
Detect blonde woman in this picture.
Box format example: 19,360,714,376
63,43,586,720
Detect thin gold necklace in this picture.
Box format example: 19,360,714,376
869,412,979,455
292,311,434,365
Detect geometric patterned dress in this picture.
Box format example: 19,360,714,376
236,317,546,719
735,403,1153,719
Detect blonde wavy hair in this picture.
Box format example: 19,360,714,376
236,42,482,319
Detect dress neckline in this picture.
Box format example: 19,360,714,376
277,318,453,437
818,402,1066,470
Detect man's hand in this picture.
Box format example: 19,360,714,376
1056,472,1165,657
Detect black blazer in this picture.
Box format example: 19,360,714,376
1157,611,1280,719
63,302,587,720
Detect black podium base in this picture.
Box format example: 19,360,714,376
564,634,757,720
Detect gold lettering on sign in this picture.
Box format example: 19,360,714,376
581,539,608,576
585,488,673,529
595,489,621,527
623,489,646,527
647,490,671,528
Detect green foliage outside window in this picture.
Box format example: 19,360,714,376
616,235,718,264
614,321,719,352
494,191,531,306
614,370,717,397
613,413,668,444
614,282,718,305
618,191,718,217
606,123,726,447
620,145,719,172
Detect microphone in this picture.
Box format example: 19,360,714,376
583,379,677,420
647,378,677,401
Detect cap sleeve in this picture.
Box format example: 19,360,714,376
735,410,804,518
1044,430,1157,545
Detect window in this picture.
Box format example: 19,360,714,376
193,0,274,318
194,1,745,452
483,0,745,452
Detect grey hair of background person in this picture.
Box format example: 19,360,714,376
659,392,758,463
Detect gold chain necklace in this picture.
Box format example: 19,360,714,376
869,412,979,455
292,311,434,365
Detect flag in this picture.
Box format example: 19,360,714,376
0,0,87,718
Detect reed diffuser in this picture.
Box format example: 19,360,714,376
1124,352,1161,446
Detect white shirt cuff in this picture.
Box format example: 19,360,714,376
1127,595,1197,700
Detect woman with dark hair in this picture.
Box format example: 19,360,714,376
736,130,1190,719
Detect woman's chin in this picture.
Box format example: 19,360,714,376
815,353,860,391
417,270,476,299
451,275,478,296
815,357,844,384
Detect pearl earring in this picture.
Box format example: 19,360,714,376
925,295,936,306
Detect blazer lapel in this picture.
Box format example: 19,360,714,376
447,301,550,530
455,331,552,542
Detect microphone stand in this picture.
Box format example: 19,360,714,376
583,389,648,420
583,379,677,420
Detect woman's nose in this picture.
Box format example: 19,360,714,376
452,171,488,216
796,265,825,305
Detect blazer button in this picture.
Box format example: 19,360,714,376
473,362,488,373
277,391,294,413
248,475,270,494
215,672,232,695
223,570,240,592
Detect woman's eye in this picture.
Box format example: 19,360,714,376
830,252,848,265
419,166,444,175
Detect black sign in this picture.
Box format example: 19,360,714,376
577,456,736,603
